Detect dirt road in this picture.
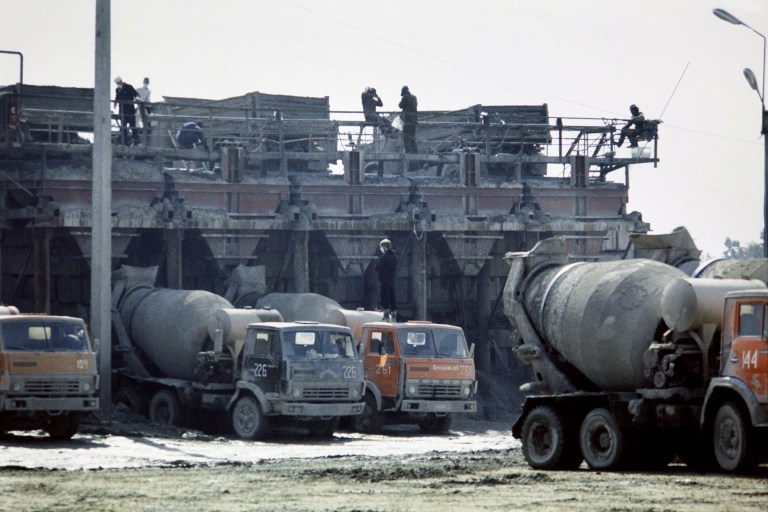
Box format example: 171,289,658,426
1,417,766,512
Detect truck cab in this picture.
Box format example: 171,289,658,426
229,321,365,439
354,321,477,433
0,308,99,439
704,290,768,471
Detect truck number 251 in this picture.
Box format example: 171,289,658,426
253,363,268,378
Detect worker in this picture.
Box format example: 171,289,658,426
361,87,383,123
375,238,398,321
135,77,152,144
176,120,208,150
616,104,646,148
113,76,139,146
398,86,418,153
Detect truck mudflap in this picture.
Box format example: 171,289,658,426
275,401,365,417
3,396,99,412
400,400,476,413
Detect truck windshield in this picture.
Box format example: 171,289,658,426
397,327,469,359
281,330,356,360
0,318,89,352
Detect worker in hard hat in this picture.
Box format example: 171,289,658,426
113,76,139,145
375,238,398,321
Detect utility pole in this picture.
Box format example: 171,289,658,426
93,0,112,410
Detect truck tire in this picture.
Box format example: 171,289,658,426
521,406,582,470
308,417,340,438
149,390,185,427
46,413,81,440
580,408,626,470
713,402,756,473
353,394,384,434
231,394,269,440
419,413,453,434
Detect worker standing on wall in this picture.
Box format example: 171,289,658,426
135,77,152,144
113,76,139,146
398,86,418,153
375,238,398,321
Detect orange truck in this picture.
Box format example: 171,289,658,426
341,313,477,433
0,306,99,439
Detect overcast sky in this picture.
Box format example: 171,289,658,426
2,0,766,257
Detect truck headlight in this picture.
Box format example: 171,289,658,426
462,385,471,397
408,384,417,395
82,382,91,392
12,381,23,392
291,388,301,398
351,388,360,399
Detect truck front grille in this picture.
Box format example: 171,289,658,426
23,380,81,394
417,384,462,398
301,387,350,400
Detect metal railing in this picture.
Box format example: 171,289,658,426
0,91,659,180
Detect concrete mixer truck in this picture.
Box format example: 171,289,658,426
504,238,768,473
111,277,365,439
256,293,478,433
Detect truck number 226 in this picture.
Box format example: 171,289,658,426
253,363,268,378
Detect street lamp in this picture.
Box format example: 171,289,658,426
713,8,768,257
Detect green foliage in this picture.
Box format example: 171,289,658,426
723,232,764,259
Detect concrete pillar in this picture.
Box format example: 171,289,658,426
292,230,309,293
409,233,427,320
475,255,494,373
165,229,183,289
33,228,50,314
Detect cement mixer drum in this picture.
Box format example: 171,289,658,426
522,259,687,390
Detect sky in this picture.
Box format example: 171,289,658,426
2,0,767,257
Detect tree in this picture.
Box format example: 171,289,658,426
723,232,764,259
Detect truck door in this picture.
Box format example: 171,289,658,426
724,302,768,402
363,329,398,398
243,329,281,394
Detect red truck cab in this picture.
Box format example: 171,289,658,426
353,320,477,433
705,290,768,471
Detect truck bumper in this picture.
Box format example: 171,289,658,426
276,401,365,417
3,396,99,412
401,400,477,413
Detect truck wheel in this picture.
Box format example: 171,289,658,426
580,408,625,470
308,417,340,438
46,413,81,440
521,406,582,470
419,413,453,434
231,394,269,440
149,390,185,427
713,402,756,473
353,395,384,434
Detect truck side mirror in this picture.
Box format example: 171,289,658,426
92,337,101,353
379,343,386,356
468,343,475,359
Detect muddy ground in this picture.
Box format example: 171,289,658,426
0,413,766,512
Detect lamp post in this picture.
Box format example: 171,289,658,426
713,8,768,257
